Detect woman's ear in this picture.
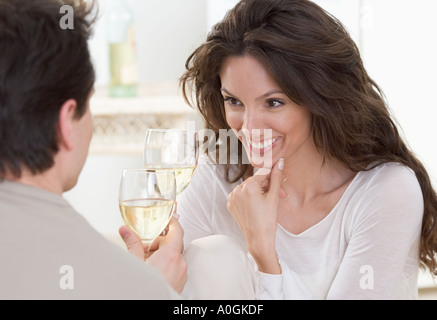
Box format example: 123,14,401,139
57,99,78,151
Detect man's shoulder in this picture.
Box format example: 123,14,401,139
0,181,176,300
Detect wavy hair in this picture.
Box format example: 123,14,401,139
180,0,437,274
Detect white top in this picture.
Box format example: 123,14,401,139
179,156,424,300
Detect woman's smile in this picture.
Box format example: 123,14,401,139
246,136,280,153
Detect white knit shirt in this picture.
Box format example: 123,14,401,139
179,156,424,299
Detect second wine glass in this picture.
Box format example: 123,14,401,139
144,129,199,197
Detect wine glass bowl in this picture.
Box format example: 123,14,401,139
144,129,199,195
119,169,176,248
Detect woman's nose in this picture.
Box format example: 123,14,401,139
242,108,265,135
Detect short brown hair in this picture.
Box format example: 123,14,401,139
0,0,97,178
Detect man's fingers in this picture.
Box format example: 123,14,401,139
119,225,145,260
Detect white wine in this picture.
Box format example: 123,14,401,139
172,166,196,195
119,198,175,244
150,166,196,195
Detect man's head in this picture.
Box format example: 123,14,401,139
0,0,96,190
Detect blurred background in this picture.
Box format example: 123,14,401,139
63,0,437,297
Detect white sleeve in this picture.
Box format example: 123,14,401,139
259,258,313,299
327,165,423,299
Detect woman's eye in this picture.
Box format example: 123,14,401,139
267,99,284,108
224,97,242,107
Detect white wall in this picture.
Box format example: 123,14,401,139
206,0,240,31
64,154,143,236
359,0,437,183
89,0,207,86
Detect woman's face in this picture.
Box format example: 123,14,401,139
220,55,313,168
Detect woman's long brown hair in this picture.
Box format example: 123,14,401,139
180,0,437,275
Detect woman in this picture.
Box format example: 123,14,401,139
178,0,437,299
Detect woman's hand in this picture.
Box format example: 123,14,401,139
227,158,284,274
119,217,187,293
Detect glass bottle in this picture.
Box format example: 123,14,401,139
107,0,138,97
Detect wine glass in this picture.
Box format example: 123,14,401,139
119,169,176,249
144,129,199,197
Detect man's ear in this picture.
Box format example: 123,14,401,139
57,99,78,151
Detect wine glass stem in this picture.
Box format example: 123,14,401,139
142,240,153,252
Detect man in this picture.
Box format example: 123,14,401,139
0,0,186,299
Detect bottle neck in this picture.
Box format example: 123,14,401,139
107,0,134,43
111,0,129,11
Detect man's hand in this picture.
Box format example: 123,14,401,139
119,217,187,293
